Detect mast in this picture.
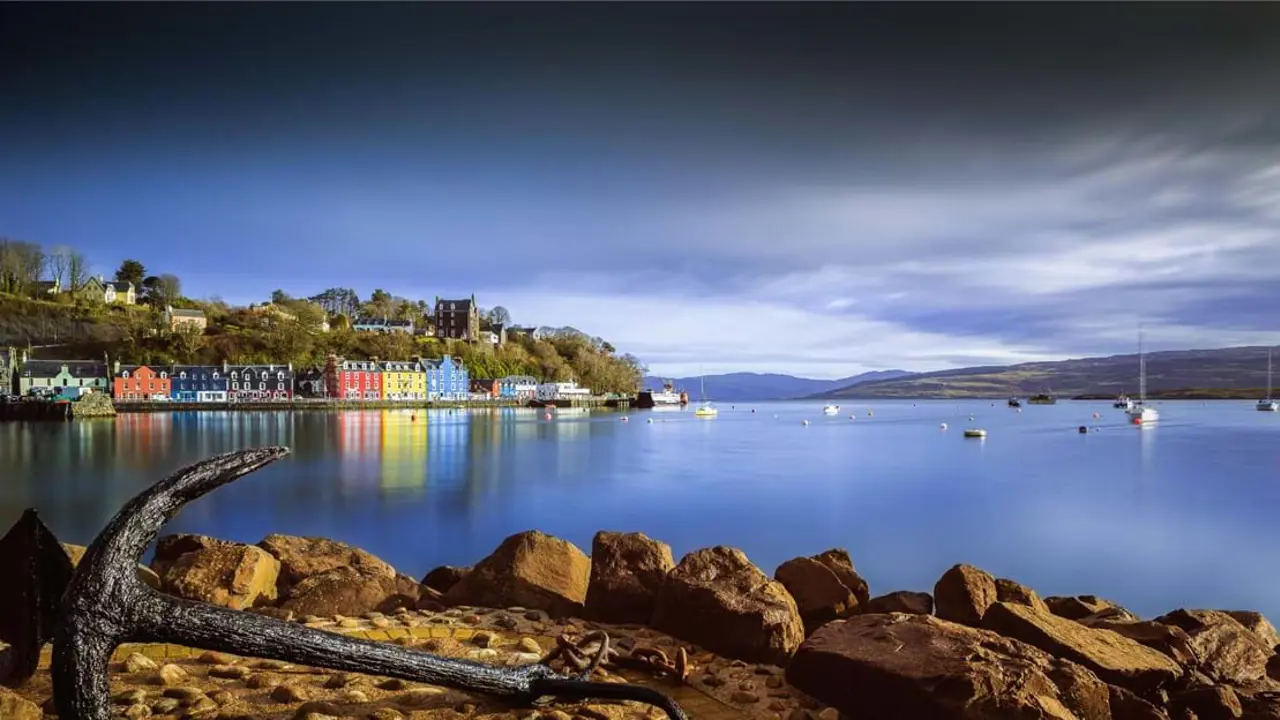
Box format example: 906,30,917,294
1268,348,1273,400
1138,326,1146,403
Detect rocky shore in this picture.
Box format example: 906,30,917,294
6,528,1280,720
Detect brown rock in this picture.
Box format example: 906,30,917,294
422,565,471,594
864,590,933,615
1222,612,1280,651
812,549,870,607
279,567,420,617
934,564,997,626
1108,684,1170,720
160,544,280,609
583,531,675,624
151,533,231,575
443,530,591,618
258,534,396,592
1045,595,1135,622
982,601,1183,694
270,683,309,703
1171,685,1243,720
63,541,162,590
1156,610,1273,686
650,546,804,665
1080,618,1199,668
1234,683,1280,719
0,687,41,720
996,578,1051,614
786,612,1113,719
774,557,859,636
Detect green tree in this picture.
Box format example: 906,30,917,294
115,259,146,288
487,306,512,327
271,289,291,304
170,322,206,363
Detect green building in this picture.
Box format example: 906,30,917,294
16,353,110,398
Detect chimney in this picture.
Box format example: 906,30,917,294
113,360,120,376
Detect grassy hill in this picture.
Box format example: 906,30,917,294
813,346,1280,399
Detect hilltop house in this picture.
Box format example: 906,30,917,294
169,365,228,402
224,363,293,402
434,296,479,341
324,356,383,400
165,305,208,332
352,317,388,333
112,363,171,401
16,355,110,398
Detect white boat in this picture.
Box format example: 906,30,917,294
1113,394,1135,410
650,380,685,406
822,404,840,415
693,371,717,418
1125,327,1159,424
1258,348,1278,412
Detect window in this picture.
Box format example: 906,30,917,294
260,382,266,390
232,382,239,390
159,372,168,379
231,372,238,379
211,372,219,379
179,372,187,379
121,371,130,379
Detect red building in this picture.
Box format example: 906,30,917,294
324,356,382,400
113,363,171,400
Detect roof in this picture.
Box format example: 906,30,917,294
35,280,59,291
337,359,381,371
436,298,473,313
381,360,420,372
503,375,538,384
353,317,388,326
169,308,206,319
110,281,134,291
225,364,292,374
387,319,413,327
21,360,107,379
471,379,497,390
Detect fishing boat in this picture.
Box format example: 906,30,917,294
1257,348,1278,412
693,372,717,418
1125,327,1159,424
822,404,840,415
1027,392,1056,405
1007,397,1021,408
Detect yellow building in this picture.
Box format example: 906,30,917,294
380,360,427,400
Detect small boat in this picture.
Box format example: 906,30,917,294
1027,393,1056,405
963,428,987,438
1257,348,1278,412
1125,326,1159,424
1113,394,1135,410
693,370,717,418
822,404,840,416
1007,398,1021,408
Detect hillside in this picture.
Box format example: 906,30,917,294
812,346,1279,399
644,370,910,401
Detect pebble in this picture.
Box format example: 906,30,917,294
506,652,542,666
377,678,408,691
466,648,499,661
367,710,406,720
788,711,815,720
302,615,324,624
295,701,343,716
371,616,392,628
364,611,385,619
494,615,520,630
338,617,362,629
151,698,181,714
246,673,282,689
543,711,573,720
113,689,149,706
293,712,340,720
185,695,220,714
255,659,291,670
739,681,757,692
518,637,542,654
399,688,445,706
702,674,726,687
576,708,611,720
197,651,237,665
322,673,359,689
421,639,444,652
121,704,152,719
768,700,789,712
455,703,479,714
524,611,545,622
125,653,159,673
270,684,310,703
462,614,483,624
731,691,761,704
207,689,235,706
472,631,497,648
341,689,370,704
208,664,250,680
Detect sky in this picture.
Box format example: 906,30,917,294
3,4,1280,379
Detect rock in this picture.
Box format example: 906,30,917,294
208,664,250,679
270,684,309,703
1108,684,1170,720
731,691,761,704
369,710,406,720
1155,610,1273,686
1222,612,1280,651
996,578,1051,614
114,689,149,705
1170,685,1243,720
1080,618,1199,668
982,601,1183,694
473,631,497,648
279,567,420,617
125,652,159,673
151,697,181,713
208,689,235,706
62,541,162,590
933,564,997,627
399,688,445,706
518,637,542,654
151,533,231,575
198,651,237,665
651,546,804,665
156,663,188,686
247,672,283,689
786,613,1113,719
259,534,396,593
443,530,591,618
0,687,42,720
422,565,471,594
341,689,369,704
122,703,153,719
1045,595,1136,622
160,544,280,610
774,556,859,636
583,531,675,624
812,549,870,607
377,678,408,691
864,590,933,615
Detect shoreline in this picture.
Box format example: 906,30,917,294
7,522,1280,719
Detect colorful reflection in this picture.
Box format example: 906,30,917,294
379,409,428,492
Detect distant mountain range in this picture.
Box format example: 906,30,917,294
808,345,1280,399
642,370,910,401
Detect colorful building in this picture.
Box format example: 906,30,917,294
112,363,172,401
324,356,382,400
16,356,110,398
499,374,538,399
169,365,228,402
425,354,469,401
225,363,293,402
381,359,426,400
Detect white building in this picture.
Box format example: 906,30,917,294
535,381,592,401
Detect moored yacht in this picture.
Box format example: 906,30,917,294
1257,348,1278,412
1125,327,1159,424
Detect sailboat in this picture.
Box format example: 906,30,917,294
1125,327,1159,424
1257,348,1278,412
693,372,718,418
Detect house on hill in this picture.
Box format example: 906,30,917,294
165,305,208,332
434,296,479,341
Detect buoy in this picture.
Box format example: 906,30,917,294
1016,408,1022,413
1078,425,1088,434
867,410,873,417
621,416,628,422
1092,412,1101,419
544,412,552,420
647,418,653,424
968,415,975,421
940,422,948,430
802,420,810,426
849,415,855,420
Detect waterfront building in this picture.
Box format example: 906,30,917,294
434,296,480,341
224,363,293,402
424,354,469,400
499,374,539,399
324,356,382,400
535,380,592,401
169,365,228,402
112,363,171,401
470,378,499,398
16,354,110,397
381,359,427,400
293,367,327,399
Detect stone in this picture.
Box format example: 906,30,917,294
162,686,206,703
422,565,472,594
114,689,149,706
377,678,408,691
786,613,1113,719
125,652,159,673
774,556,859,636
151,697,181,713
864,590,933,615
812,549,870,607
247,606,296,622
1107,684,1169,720
160,544,280,610
731,691,761,704
247,673,283,689
208,664,250,679
368,709,407,720
1171,685,1243,720
1045,595,1136,622
122,703,153,719
650,546,804,665
151,533,232,575
473,631,496,647
982,601,1183,694
62,542,164,591
342,689,370,704
207,689,234,706
934,564,998,627
1222,612,1280,650
583,531,675,624
270,684,309,702
258,533,396,591
996,578,1051,614
156,663,189,686
197,651,237,665
400,688,446,706
1155,610,1273,686
1080,617,1199,667
279,567,420,617
444,530,591,618
518,637,542,654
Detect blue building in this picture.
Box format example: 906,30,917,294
423,354,469,401
169,365,228,402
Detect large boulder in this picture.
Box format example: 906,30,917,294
982,601,1183,695
421,565,471,595
584,531,674,625
812,549,870,607
443,531,590,618
0,687,41,720
1080,617,1199,668
774,556,858,636
151,533,231,576
280,567,420,617
934,564,998,627
1154,610,1274,686
1046,596,1137,623
1223,612,1280,651
651,546,804,665
865,590,933,615
1107,685,1170,720
258,534,396,593
1169,685,1243,720
786,613,1114,719
996,578,1051,614
160,544,280,610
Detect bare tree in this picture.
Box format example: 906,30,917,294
48,246,70,288
67,250,88,291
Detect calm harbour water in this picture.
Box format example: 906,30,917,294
3,400,1279,619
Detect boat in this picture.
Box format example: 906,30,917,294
1007,397,1021,408
1125,327,1159,424
823,404,840,415
693,371,717,418
1027,392,1056,405
650,379,686,406
1258,348,1278,412
963,428,987,438
1113,394,1135,410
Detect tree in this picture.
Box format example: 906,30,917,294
0,240,45,296
308,288,360,317
66,250,88,291
142,274,181,307
487,306,512,327
271,289,290,304
171,322,205,362
115,259,146,288
48,246,70,288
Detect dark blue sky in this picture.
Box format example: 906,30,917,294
3,3,1280,377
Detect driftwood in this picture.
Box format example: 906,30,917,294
51,447,688,720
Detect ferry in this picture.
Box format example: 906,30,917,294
650,380,686,406
822,404,840,416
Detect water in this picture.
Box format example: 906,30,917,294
3,400,1280,620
